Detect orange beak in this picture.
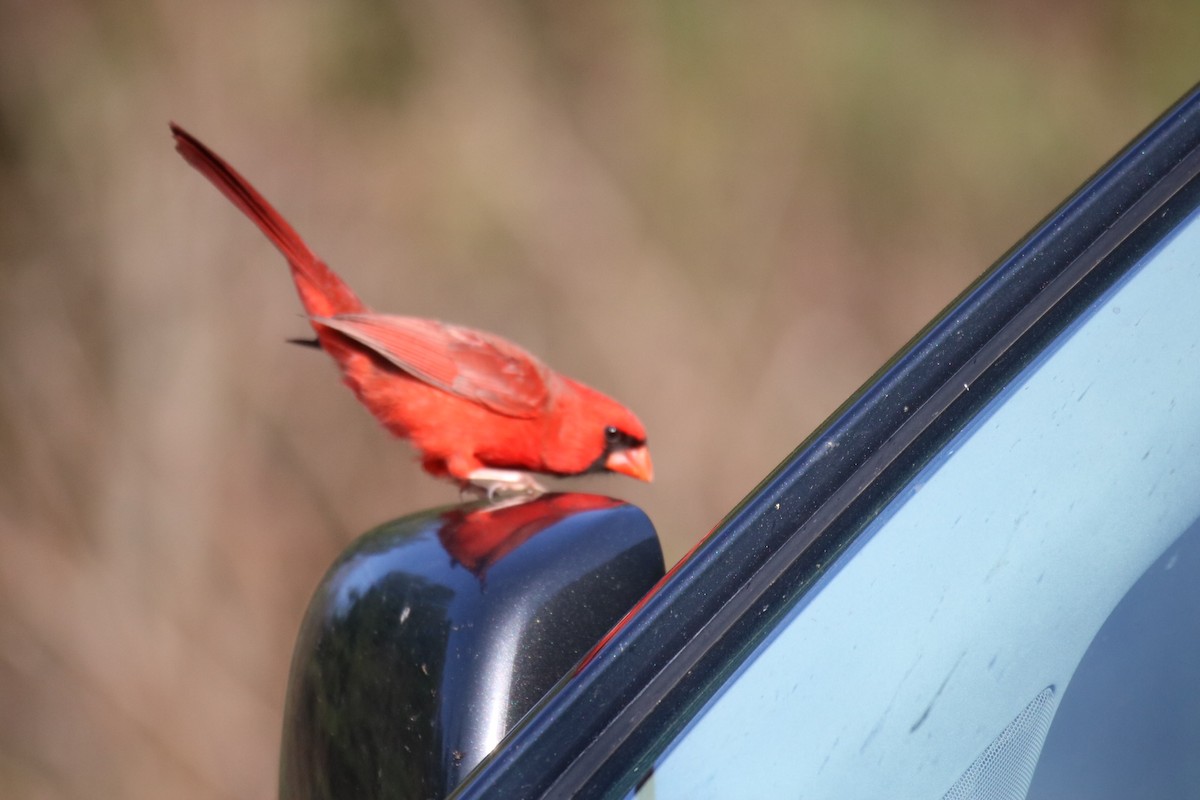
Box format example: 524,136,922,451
604,445,654,482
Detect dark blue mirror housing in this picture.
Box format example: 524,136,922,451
278,493,663,799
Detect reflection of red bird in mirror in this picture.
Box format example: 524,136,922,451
439,494,624,579
171,124,652,496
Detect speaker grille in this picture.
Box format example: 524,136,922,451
942,686,1058,800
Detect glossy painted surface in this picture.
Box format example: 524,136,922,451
278,493,662,800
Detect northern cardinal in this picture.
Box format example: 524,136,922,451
171,123,651,496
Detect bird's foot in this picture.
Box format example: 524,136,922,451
463,469,547,502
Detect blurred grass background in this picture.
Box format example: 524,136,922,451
0,1,1197,797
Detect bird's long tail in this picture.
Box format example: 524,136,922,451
171,123,366,319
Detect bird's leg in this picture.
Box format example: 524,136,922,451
464,468,547,501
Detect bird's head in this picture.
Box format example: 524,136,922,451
544,378,653,482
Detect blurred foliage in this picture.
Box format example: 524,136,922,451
1,0,1198,797
316,0,422,106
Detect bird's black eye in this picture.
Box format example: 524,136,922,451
603,425,642,450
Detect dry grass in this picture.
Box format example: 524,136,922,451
0,1,1196,797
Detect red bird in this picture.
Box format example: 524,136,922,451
171,123,652,496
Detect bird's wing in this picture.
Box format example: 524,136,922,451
312,313,552,418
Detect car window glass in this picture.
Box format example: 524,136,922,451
1025,512,1200,798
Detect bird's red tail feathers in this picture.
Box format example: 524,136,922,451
170,123,366,319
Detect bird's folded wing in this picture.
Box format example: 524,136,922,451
311,313,552,418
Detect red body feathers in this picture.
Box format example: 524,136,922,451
171,123,651,492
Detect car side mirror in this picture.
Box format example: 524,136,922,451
278,493,663,799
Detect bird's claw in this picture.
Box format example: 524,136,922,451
463,469,547,503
